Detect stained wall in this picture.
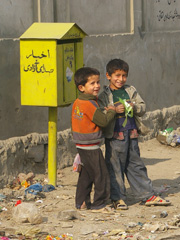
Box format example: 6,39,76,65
0,0,179,140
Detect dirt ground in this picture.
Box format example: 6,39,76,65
0,138,180,240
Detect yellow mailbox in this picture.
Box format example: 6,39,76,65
20,22,87,106
20,23,87,186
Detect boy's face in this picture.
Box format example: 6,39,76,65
106,69,127,90
78,75,100,96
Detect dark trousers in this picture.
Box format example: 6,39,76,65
105,130,154,202
76,148,110,210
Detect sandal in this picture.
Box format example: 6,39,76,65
113,199,128,210
145,195,171,206
91,206,112,213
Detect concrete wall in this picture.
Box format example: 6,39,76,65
0,105,180,188
0,0,180,140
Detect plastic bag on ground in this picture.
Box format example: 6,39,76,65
42,184,55,192
25,183,43,195
12,202,42,224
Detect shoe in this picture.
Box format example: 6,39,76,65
113,199,128,210
91,206,112,213
145,195,171,206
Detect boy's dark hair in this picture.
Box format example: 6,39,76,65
106,59,129,76
74,67,100,88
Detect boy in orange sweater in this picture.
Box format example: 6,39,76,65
71,67,116,211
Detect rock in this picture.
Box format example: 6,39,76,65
18,173,27,183
143,223,160,232
26,172,35,181
160,211,168,218
61,222,73,228
57,209,81,221
26,145,44,163
80,225,96,235
127,222,137,228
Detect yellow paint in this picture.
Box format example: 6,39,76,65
20,23,86,107
20,22,86,40
20,40,57,106
20,22,87,186
48,107,57,186
56,43,77,106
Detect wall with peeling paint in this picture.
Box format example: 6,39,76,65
0,0,180,140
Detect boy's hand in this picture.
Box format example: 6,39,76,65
115,104,125,113
105,105,116,111
129,102,134,108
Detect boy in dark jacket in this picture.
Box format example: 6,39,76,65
98,59,171,210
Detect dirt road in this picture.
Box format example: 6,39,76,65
0,138,180,240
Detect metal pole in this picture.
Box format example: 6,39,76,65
48,107,57,186
37,0,41,22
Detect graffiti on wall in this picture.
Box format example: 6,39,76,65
156,0,180,22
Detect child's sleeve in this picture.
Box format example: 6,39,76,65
131,88,146,117
92,108,116,128
97,92,109,110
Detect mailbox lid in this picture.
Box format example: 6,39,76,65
20,22,87,40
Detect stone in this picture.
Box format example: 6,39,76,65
57,209,81,221
26,145,44,163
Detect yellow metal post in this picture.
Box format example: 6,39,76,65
48,107,57,186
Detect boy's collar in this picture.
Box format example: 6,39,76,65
109,85,125,91
78,92,97,100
